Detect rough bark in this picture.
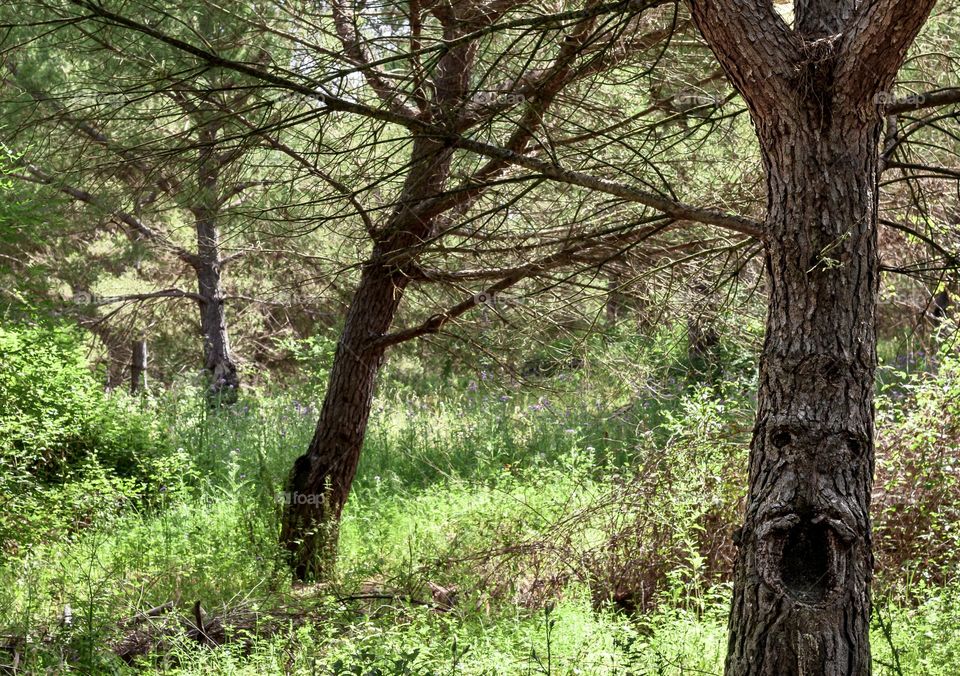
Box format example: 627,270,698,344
726,107,882,676
278,0,483,578
685,1,938,673
191,124,240,403
278,239,412,579
280,132,459,579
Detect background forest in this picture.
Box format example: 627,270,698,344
0,0,959,673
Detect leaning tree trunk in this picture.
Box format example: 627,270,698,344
280,137,456,580
279,12,476,578
279,245,409,579
724,102,882,674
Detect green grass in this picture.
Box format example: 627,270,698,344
2,340,960,674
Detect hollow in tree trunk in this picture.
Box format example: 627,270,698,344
685,1,939,673
725,109,881,676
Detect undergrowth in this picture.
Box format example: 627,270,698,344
1,325,959,674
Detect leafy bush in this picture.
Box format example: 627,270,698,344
875,344,960,586
0,322,166,477
0,321,169,552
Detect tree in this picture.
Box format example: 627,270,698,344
685,1,938,673
62,0,763,579
13,11,959,667
255,0,763,579
0,6,289,400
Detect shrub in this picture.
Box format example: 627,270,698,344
0,321,168,552
874,345,960,586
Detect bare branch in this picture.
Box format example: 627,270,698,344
888,87,960,114
91,288,205,306
373,219,675,348
329,0,418,118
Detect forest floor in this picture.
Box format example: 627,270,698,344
2,340,960,674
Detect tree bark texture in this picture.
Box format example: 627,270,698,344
727,106,882,676
278,0,486,578
280,128,463,579
685,1,939,673
192,124,240,403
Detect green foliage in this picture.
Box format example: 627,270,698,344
874,340,960,584
0,322,164,477
0,322,170,554
2,330,960,673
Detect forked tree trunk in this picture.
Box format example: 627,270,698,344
726,108,881,675
684,2,938,672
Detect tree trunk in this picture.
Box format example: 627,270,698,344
606,272,624,326
687,284,719,376
86,322,130,390
280,136,456,579
682,3,938,672
725,105,882,676
279,7,478,576
130,338,147,394
195,253,238,402
193,124,239,403
279,247,408,579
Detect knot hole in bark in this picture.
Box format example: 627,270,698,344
820,357,846,384
845,433,864,458
771,429,792,449
779,520,837,604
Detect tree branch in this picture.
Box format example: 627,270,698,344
686,0,800,118
888,87,960,114
837,0,940,103
68,0,762,239
329,0,419,118
885,161,960,181
4,64,180,195
372,220,675,349
90,288,204,306
13,162,199,266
